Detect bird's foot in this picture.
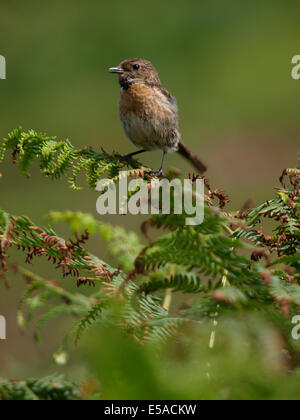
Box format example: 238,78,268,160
115,153,132,162
149,168,165,178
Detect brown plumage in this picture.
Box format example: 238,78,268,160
109,58,207,176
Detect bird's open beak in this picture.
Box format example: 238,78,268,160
109,67,123,74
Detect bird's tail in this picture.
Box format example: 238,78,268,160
177,141,207,174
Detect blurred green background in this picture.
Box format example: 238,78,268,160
0,0,300,384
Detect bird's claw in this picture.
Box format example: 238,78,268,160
115,153,131,162
149,169,165,178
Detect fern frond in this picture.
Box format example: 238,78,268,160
139,272,206,294
74,303,104,345
47,211,142,272
0,374,79,400
0,128,151,190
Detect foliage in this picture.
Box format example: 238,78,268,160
84,319,300,400
0,128,299,400
0,374,79,400
0,128,151,190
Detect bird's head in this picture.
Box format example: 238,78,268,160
109,58,161,89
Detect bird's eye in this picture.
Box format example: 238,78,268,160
133,64,140,70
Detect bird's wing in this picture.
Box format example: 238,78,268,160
168,95,178,114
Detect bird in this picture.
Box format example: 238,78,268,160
109,58,207,176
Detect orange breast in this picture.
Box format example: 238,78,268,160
119,83,174,120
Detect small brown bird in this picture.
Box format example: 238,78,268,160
109,58,207,176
